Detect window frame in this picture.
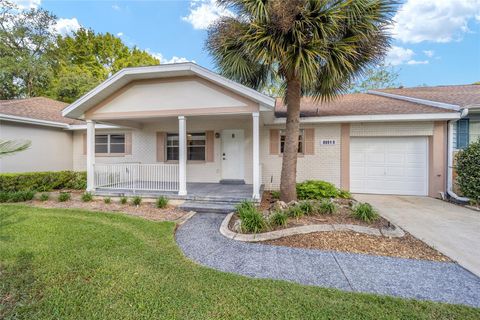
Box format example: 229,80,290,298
95,133,126,156
165,132,206,162
279,129,304,154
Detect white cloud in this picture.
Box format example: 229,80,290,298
112,4,120,11
147,50,194,64
385,46,414,66
182,0,235,30
117,32,124,37
385,46,430,66
392,0,480,43
407,60,429,65
54,18,81,36
10,0,41,9
423,50,435,58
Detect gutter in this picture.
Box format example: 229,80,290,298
447,108,470,203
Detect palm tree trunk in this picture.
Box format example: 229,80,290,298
280,77,301,202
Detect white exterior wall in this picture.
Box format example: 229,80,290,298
260,122,342,190
73,116,254,184
0,121,73,173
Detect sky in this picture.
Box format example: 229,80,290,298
11,0,480,88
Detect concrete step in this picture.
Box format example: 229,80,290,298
179,201,237,214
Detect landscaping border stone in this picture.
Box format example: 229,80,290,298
220,212,405,242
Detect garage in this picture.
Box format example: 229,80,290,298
350,137,428,196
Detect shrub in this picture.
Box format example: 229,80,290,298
269,211,288,227
352,203,379,222
132,196,142,206
456,139,480,200
236,201,266,233
270,191,280,200
58,192,71,202
296,180,349,200
298,201,314,215
286,205,304,219
0,171,86,192
156,196,168,209
318,199,338,215
103,197,111,204
120,197,128,204
0,191,35,203
81,192,93,202
39,193,50,201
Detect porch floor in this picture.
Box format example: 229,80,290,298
95,182,259,202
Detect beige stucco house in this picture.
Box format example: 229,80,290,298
2,63,478,201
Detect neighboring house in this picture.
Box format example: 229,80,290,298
0,98,80,173
3,63,478,201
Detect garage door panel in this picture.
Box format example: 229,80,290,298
350,137,428,196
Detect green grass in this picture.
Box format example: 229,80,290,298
0,205,478,319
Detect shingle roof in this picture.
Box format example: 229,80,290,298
374,85,480,108
274,93,452,118
0,97,84,125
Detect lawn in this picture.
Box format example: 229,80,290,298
0,205,478,319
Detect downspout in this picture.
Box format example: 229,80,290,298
447,108,469,203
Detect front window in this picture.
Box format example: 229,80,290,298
280,129,304,153
470,120,480,143
95,134,125,154
166,133,206,161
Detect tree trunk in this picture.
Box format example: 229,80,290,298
280,77,301,202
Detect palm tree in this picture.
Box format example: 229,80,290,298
206,0,395,202
0,140,31,157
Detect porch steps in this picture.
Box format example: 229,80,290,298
179,201,237,214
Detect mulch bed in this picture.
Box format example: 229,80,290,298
265,231,451,262
26,191,190,222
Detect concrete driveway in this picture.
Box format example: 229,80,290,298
354,194,480,277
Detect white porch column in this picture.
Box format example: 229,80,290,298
252,112,260,200
178,116,187,196
86,120,95,192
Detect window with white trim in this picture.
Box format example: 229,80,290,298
280,129,304,153
166,133,206,161
95,134,125,154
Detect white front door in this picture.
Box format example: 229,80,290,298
350,137,428,196
221,129,244,180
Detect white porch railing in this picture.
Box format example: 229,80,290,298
94,163,179,192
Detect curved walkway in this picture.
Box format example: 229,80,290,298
176,213,480,307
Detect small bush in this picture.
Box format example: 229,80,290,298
269,211,288,227
0,190,36,203
297,180,349,200
103,197,111,204
39,193,49,201
318,199,338,215
156,196,168,208
132,196,142,206
456,139,480,200
352,203,379,222
58,192,71,202
298,201,314,215
236,201,266,233
81,192,93,202
270,191,280,200
120,197,128,204
286,205,304,219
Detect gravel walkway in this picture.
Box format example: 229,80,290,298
175,213,480,308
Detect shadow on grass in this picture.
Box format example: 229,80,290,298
0,251,38,318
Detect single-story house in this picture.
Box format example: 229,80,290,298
1,63,479,201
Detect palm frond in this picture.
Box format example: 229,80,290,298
0,139,31,157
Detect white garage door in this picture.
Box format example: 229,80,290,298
350,137,428,196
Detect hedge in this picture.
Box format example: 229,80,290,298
0,171,86,192
456,139,480,201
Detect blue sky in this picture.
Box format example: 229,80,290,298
15,0,480,87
